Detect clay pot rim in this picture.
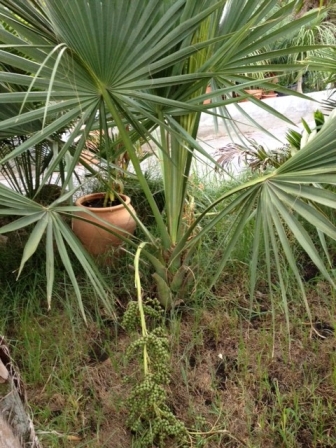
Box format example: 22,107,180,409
262,92,278,98
244,88,263,99
244,88,263,92
75,192,131,212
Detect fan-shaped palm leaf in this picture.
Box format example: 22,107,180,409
0,0,333,313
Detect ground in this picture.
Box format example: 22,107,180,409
1,179,336,448
2,267,336,447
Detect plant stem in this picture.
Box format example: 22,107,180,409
134,242,149,375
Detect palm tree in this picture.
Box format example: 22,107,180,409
0,0,335,325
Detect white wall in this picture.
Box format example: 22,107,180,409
198,89,335,140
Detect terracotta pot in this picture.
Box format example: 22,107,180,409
262,91,278,99
203,85,212,104
244,89,263,100
72,193,136,256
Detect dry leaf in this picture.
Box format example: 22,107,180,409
67,435,82,441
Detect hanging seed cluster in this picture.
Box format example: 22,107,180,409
122,298,164,331
122,299,188,447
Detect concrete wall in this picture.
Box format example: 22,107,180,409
198,89,335,140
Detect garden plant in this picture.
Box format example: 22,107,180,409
0,0,335,313
1,0,336,446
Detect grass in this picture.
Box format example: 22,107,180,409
1,173,336,447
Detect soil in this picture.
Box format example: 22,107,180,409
1,219,336,447
82,197,121,208
16,282,336,448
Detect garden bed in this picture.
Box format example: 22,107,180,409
1,187,336,447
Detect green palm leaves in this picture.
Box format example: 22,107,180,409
0,0,335,318
201,111,336,323
0,185,113,319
